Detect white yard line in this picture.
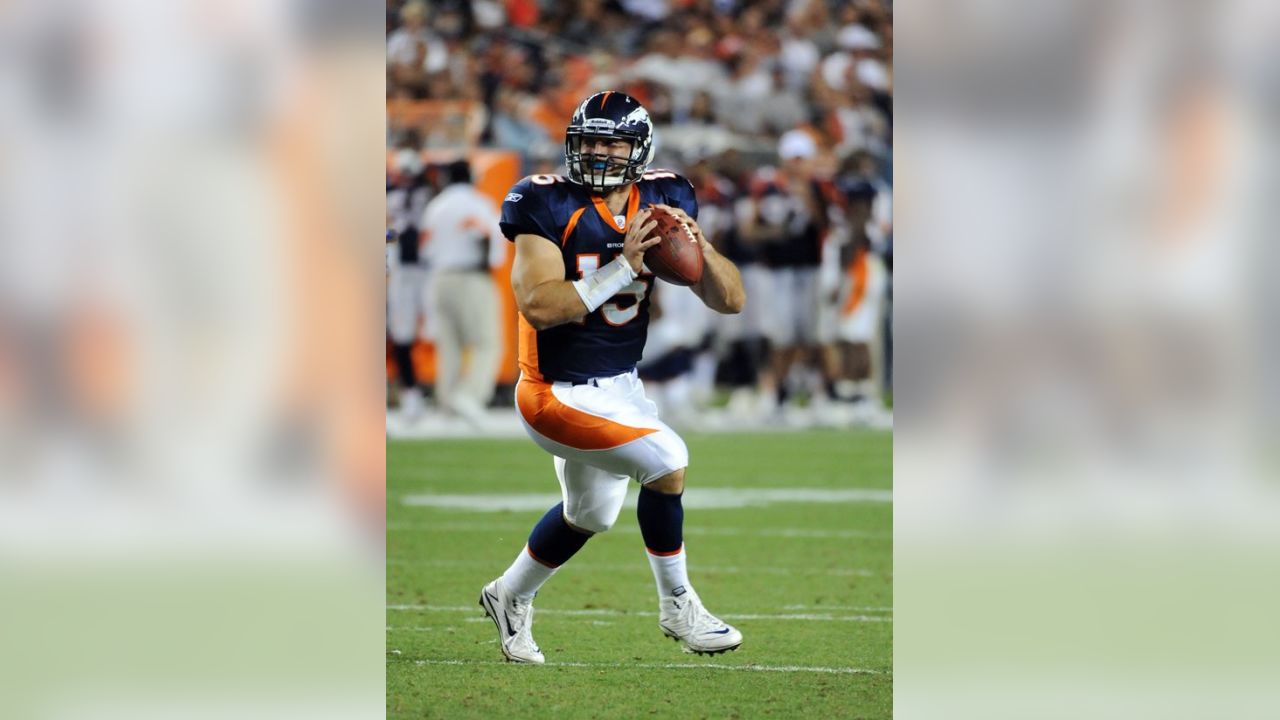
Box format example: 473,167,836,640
782,604,893,612
386,522,890,540
401,488,891,512
385,558,880,577
395,657,888,675
387,605,892,623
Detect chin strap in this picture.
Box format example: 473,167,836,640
571,256,637,313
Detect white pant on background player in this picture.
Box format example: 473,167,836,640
386,265,434,345
757,266,820,346
515,369,687,532
430,270,501,419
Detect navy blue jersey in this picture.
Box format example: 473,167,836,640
500,170,699,383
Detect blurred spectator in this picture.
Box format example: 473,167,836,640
506,0,540,28
823,24,890,93
386,146,434,422
619,0,671,23
716,51,774,135
420,160,506,425
778,12,822,91
626,29,725,109
489,87,552,167
387,1,447,98
558,0,624,52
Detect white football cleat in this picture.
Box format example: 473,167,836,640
658,594,743,655
479,577,544,664
398,387,426,423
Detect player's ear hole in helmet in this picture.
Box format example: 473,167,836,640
565,91,656,193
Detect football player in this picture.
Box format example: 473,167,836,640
479,92,746,663
386,148,433,422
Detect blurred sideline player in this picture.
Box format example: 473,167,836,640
420,159,505,426
479,92,747,663
386,148,434,421
738,129,837,418
824,150,890,416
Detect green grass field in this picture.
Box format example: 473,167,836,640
387,430,892,719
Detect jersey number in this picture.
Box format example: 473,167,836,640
577,255,650,326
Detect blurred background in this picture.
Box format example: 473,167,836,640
895,0,1280,717
383,0,895,438
0,0,385,717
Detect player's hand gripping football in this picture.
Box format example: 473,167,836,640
622,208,661,273
652,204,709,255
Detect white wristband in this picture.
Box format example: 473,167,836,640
571,256,637,313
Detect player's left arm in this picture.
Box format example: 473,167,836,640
653,203,745,315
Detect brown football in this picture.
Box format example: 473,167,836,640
643,206,703,286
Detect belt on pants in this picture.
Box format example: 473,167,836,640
557,369,638,388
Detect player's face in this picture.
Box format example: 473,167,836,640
581,136,633,177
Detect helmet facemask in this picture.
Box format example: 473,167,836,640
566,132,650,192
564,96,656,193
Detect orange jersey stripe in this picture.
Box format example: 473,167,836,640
516,377,658,450
590,184,640,234
561,206,586,246
841,249,870,316
516,313,543,381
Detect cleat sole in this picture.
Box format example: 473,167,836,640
660,623,743,656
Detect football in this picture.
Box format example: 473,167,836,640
643,206,703,286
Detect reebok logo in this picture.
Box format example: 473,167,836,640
672,586,687,598
505,193,523,202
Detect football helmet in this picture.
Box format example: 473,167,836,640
564,91,656,193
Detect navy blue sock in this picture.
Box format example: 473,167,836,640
527,502,591,568
392,343,417,390
637,485,684,553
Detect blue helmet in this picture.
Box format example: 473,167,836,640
564,91,656,193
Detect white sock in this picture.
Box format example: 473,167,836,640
647,545,694,602
501,545,557,602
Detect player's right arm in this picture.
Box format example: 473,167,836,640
511,234,590,330
511,211,659,331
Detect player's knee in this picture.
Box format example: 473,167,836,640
561,514,597,536
563,507,616,535
646,467,685,494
